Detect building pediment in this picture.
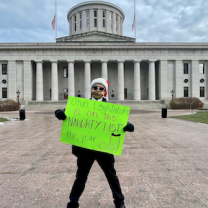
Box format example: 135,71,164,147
56,31,135,43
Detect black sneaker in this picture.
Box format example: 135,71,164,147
66,202,79,208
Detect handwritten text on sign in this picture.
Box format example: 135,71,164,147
60,96,130,156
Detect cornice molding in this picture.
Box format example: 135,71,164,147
1,42,208,50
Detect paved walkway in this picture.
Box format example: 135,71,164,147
0,110,208,208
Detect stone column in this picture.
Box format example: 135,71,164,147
68,61,75,97
191,60,199,97
84,61,91,98
118,61,124,100
36,61,43,101
175,60,183,98
149,60,156,100
51,61,59,101
8,60,16,100
134,61,141,100
23,60,32,102
101,61,108,80
159,60,168,100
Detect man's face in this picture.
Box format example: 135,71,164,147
91,83,106,100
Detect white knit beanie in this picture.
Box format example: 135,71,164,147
91,78,110,100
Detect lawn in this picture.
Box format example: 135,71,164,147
0,117,9,122
169,111,208,124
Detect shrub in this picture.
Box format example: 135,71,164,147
0,99,19,111
170,97,204,109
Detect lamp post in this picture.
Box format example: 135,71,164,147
170,89,174,100
16,90,21,109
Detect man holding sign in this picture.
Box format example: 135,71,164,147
55,78,134,208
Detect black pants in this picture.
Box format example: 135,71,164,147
68,150,124,208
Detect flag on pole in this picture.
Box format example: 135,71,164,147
51,15,56,30
132,14,135,31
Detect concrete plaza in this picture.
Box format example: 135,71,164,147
0,110,208,208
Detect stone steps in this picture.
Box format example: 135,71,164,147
24,100,165,111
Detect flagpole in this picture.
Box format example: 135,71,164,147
134,0,136,39
55,0,57,39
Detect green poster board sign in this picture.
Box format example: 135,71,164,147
60,96,130,156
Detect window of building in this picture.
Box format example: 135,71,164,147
94,10,97,17
94,19,97,27
2,64,7,74
87,19,89,28
184,63,188,74
103,10,105,28
80,12,82,20
199,63,205,74
86,10,89,19
200,87,205,97
184,87,188,97
94,10,97,27
86,10,90,28
80,20,82,29
124,88,127,99
74,15,76,31
2,88,7,98
63,67,68,78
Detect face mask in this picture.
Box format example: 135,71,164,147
91,90,105,100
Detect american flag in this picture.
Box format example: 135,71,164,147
132,14,135,31
51,15,56,30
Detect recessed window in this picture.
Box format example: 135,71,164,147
94,10,97,17
199,63,205,74
86,10,89,18
86,19,89,28
124,88,127,99
103,19,105,28
184,87,188,97
103,10,105,18
74,15,76,32
80,12,82,20
94,19,97,27
63,67,68,78
200,87,205,97
80,20,82,29
2,88,7,98
2,64,7,75
86,10,90,28
184,63,188,74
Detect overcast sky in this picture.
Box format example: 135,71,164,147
0,0,207,43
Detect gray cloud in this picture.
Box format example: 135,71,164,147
0,0,207,43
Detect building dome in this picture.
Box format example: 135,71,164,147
67,1,125,36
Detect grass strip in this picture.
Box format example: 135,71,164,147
0,117,9,122
169,111,208,124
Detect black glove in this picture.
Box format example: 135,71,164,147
123,121,134,132
55,109,66,120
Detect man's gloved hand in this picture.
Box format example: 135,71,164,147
55,109,66,120
123,121,134,132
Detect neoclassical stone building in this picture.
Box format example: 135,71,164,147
0,1,208,104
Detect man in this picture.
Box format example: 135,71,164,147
55,78,134,208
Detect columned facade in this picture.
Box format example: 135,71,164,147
36,61,44,101
51,61,59,101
